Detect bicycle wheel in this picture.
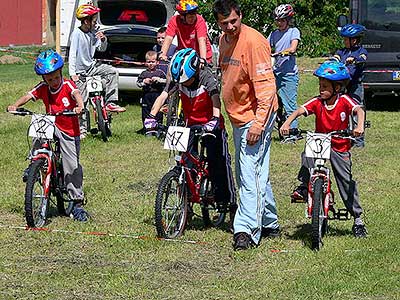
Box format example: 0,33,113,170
166,92,179,127
201,178,226,227
95,99,108,142
311,178,327,250
106,114,112,137
25,158,50,227
155,168,188,239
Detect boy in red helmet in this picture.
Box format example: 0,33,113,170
69,3,125,137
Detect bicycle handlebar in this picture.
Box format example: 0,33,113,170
7,107,77,116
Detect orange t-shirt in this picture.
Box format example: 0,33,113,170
219,24,278,130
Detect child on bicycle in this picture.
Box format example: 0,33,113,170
334,24,368,147
280,60,367,238
145,48,237,221
137,50,166,134
268,4,301,139
7,50,89,222
159,0,213,67
68,3,125,137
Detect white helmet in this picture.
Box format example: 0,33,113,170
274,4,295,20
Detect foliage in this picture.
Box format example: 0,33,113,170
199,0,349,57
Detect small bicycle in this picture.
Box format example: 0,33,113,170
9,108,77,227
154,125,231,239
287,129,354,250
81,75,112,142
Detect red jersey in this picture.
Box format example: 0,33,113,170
166,14,212,63
28,79,80,137
302,94,360,152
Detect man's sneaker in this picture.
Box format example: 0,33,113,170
71,204,90,222
291,186,308,203
261,226,280,238
233,232,256,251
106,102,126,113
352,224,367,238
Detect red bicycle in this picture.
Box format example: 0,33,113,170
9,108,77,227
287,129,354,250
154,126,231,239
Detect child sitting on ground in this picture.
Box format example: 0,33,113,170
280,60,367,238
136,50,166,135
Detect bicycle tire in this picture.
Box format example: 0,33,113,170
85,107,91,134
166,92,179,127
106,114,112,137
25,158,49,228
155,168,188,239
95,99,108,142
201,178,226,227
311,178,327,250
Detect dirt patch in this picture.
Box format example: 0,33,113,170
0,55,27,64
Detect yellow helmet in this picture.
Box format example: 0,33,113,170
76,3,101,20
176,0,198,13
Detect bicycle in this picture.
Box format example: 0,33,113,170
9,108,78,227
154,125,231,239
80,75,112,142
287,129,355,250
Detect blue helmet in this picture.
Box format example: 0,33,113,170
34,49,64,75
340,24,366,38
314,60,350,81
170,48,200,83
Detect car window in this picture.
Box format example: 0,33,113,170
98,0,167,27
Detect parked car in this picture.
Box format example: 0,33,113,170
94,0,175,92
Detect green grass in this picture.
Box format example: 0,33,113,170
0,61,400,300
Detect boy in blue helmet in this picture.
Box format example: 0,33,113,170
145,48,237,226
334,24,368,147
280,60,367,238
8,49,90,222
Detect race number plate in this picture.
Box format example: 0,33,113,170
28,114,56,140
305,132,331,159
164,126,190,152
86,76,103,92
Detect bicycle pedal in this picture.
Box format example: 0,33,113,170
335,208,350,220
291,196,307,204
90,128,98,134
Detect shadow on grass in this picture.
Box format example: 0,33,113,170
286,222,353,250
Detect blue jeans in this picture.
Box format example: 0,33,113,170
232,113,278,245
275,73,299,129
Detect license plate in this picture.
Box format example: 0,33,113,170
392,71,400,80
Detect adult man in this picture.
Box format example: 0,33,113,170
213,0,279,250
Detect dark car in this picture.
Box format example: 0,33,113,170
94,0,175,91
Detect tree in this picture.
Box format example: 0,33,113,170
199,0,349,57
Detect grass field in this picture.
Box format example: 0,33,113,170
0,61,399,299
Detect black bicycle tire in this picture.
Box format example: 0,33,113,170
95,99,108,142
85,107,91,134
106,114,112,137
311,178,325,250
25,158,49,228
166,92,179,127
155,168,188,239
201,178,226,227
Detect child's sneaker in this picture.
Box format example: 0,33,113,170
352,224,367,238
291,186,308,203
106,102,126,113
70,202,90,222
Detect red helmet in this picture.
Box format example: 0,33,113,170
76,3,101,20
273,4,295,20
176,0,198,13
